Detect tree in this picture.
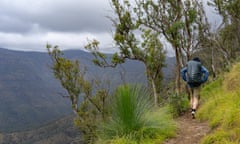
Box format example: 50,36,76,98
46,44,110,144
144,32,166,105
136,0,210,93
209,0,240,62
195,0,240,76
208,0,240,24
85,0,166,106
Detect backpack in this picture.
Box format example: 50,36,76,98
186,60,202,84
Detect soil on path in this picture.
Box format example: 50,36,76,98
163,112,210,144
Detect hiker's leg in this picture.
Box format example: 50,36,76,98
192,87,200,110
189,88,194,108
186,84,191,101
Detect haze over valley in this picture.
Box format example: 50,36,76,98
0,47,174,143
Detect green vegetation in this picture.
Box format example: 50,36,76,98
47,45,111,143
47,45,177,144
85,0,167,106
168,93,189,117
197,63,240,144
0,115,80,144
45,0,240,143
96,85,176,144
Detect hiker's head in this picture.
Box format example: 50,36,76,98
192,57,200,62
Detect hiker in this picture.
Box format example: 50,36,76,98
180,57,209,119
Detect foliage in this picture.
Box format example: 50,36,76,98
208,0,240,23
47,44,87,110
144,31,166,98
46,44,110,144
85,0,166,106
96,84,176,144
199,0,240,77
198,22,240,74
137,0,210,93
168,93,189,117
197,63,240,144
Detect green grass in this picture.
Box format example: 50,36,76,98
168,93,189,117
197,63,240,144
96,84,176,144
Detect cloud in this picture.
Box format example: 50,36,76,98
0,0,112,33
0,31,114,52
0,0,115,52
0,0,221,55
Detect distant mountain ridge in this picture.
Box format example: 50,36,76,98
0,48,175,133
0,48,71,132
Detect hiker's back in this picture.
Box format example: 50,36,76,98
187,60,202,84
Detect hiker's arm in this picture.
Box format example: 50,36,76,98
201,66,209,83
180,67,187,81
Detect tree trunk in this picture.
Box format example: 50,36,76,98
151,79,158,107
211,47,216,79
175,47,181,95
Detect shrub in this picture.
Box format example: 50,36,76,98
96,84,176,144
168,93,189,117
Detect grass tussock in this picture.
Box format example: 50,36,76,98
96,84,176,144
197,63,240,144
223,63,240,92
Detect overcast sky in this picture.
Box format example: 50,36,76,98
0,0,116,53
0,0,220,54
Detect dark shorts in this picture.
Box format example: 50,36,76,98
188,82,201,88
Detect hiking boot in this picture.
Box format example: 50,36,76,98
191,109,196,119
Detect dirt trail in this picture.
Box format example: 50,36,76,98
163,112,210,144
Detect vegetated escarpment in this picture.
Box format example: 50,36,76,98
0,47,175,133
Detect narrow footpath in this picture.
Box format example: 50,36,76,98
163,112,210,144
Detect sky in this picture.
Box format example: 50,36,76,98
0,0,221,55
0,0,115,53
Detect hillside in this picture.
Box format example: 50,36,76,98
163,62,240,144
0,48,175,133
0,115,81,144
0,48,70,132
196,62,240,143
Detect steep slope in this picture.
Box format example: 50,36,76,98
164,63,240,144
196,62,240,143
0,48,71,132
0,48,145,132
0,48,175,132
0,115,81,144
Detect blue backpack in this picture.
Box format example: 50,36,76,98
187,60,202,84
